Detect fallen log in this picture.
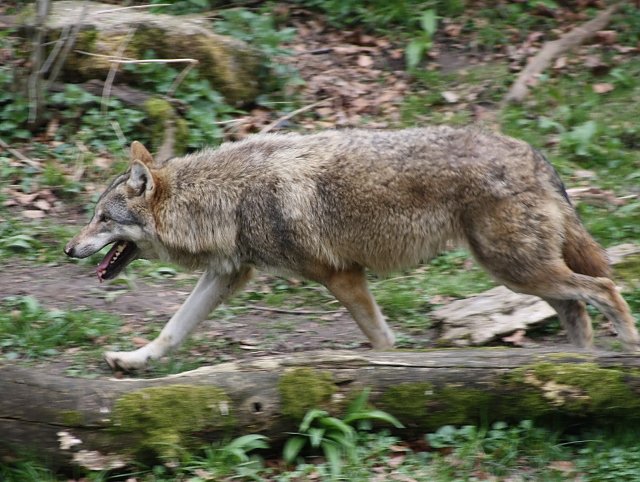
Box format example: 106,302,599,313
3,348,640,469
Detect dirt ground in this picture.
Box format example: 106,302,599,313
2,255,435,377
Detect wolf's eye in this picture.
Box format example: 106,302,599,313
98,213,110,223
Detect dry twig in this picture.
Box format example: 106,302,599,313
246,305,344,316
45,0,89,91
0,138,41,171
28,0,50,125
503,3,620,105
101,28,137,114
260,97,335,134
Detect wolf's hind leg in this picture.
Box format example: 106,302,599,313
542,298,593,348
466,196,638,351
321,267,395,349
499,265,638,351
105,266,254,371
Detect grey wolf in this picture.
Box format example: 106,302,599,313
64,127,639,370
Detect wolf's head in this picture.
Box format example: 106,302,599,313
64,142,163,281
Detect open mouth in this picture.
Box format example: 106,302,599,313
96,241,139,282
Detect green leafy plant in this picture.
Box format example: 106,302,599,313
427,421,560,476
560,120,599,157
214,8,300,95
283,389,403,477
406,10,438,70
181,434,269,480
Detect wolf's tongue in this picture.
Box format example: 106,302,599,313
96,243,120,274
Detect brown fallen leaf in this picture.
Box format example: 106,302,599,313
388,454,406,468
33,199,51,212
357,54,374,68
390,474,417,482
548,460,576,473
502,329,527,347
444,23,462,37
389,444,409,453
584,54,610,75
592,82,614,94
566,187,629,206
553,56,567,70
595,29,617,44
22,210,45,219
11,190,39,205
441,91,459,103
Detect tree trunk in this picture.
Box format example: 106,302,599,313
2,348,640,469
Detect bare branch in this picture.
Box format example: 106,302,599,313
503,3,620,105
260,97,335,134
45,0,90,91
167,60,198,97
40,25,71,75
101,28,137,114
0,138,42,171
94,4,171,15
28,0,50,125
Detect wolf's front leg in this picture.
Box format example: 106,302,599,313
105,266,254,371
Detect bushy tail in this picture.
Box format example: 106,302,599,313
562,212,611,279
532,148,611,279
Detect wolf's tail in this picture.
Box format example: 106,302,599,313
533,148,611,279
562,211,611,278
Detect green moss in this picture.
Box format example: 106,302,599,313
378,360,640,431
112,384,234,458
143,98,189,155
129,28,260,103
508,362,640,416
380,382,492,430
144,98,174,120
60,410,84,426
175,118,190,153
278,368,336,420
76,29,98,51
16,4,36,24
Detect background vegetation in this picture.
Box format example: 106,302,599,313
0,0,639,479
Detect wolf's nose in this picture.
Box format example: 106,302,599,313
64,245,74,257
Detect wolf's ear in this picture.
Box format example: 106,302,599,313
127,160,155,197
130,141,154,166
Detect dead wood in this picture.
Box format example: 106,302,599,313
503,3,620,105
2,348,640,469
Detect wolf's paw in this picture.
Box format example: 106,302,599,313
104,350,150,371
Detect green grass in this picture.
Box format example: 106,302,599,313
0,295,120,363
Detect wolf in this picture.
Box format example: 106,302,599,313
65,127,639,370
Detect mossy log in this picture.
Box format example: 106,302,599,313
20,1,262,104
2,348,640,469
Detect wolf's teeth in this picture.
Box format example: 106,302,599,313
109,243,127,265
